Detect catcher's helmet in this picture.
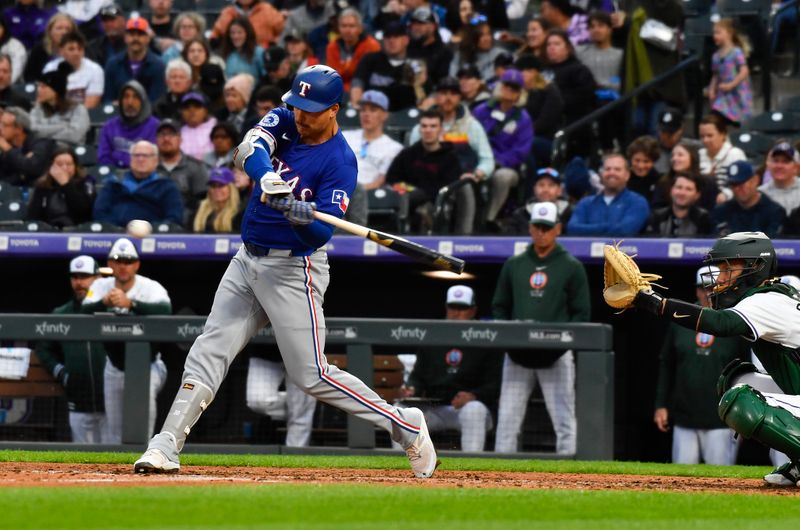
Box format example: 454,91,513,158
281,65,343,112
702,231,777,308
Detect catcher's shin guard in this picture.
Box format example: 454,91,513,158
718,385,800,460
160,378,214,451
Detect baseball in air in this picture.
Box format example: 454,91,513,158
126,219,152,239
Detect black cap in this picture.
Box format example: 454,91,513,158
493,52,514,68
456,64,481,79
384,20,408,37
100,4,123,18
515,54,542,71
284,27,305,42
410,6,436,24
264,45,287,71
658,108,684,133
157,118,180,133
436,76,461,93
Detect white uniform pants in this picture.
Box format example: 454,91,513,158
246,357,316,447
494,351,576,454
420,402,492,452
672,425,738,465
69,412,107,444
103,356,167,444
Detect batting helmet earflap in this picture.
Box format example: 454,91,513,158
281,65,343,112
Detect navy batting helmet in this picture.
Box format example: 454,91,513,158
282,65,343,112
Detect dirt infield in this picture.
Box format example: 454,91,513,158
1,462,799,495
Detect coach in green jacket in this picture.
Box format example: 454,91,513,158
36,255,108,443
492,202,590,454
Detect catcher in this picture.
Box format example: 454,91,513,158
605,231,800,487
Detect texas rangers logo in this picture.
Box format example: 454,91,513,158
298,81,312,97
332,189,349,213
695,332,715,348
530,271,548,289
445,348,463,367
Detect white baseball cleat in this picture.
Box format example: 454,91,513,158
404,408,439,478
764,461,800,486
134,433,180,474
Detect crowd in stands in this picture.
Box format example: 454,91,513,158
0,0,797,238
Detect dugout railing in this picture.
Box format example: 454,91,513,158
0,315,614,460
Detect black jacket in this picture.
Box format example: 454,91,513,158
646,205,713,236
0,132,55,186
386,141,462,200
353,51,417,112
546,56,597,126
525,84,564,140
408,36,453,95
26,178,95,228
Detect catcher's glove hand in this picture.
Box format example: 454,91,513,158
603,242,664,311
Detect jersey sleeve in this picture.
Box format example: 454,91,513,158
241,107,297,181
728,292,800,345
314,162,357,220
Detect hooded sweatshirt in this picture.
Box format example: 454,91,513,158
97,81,160,168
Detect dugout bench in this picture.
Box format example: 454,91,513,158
0,315,614,460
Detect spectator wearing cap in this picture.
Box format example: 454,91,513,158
104,16,166,104
204,121,238,168
87,4,127,69
327,8,380,94
342,90,403,191
42,30,104,109
711,160,785,237
284,27,319,76
0,106,55,186
211,0,285,49
153,58,192,121
408,6,454,95
192,167,241,233
448,15,506,81
147,0,175,40
760,141,800,214
540,0,589,46
27,146,94,228
260,44,293,94
97,80,159,168
386,108,464,233
155,118,209,223
35,255,108,444
179,91,217,162
23,12,77,83
653,264,748,466
488,52,515,87
472,68,533,230
646,172,713,236
351,20,423,111
493,200,590,455
3,0,57,50
654,108,702,175
0,54,31,110
217,73,255,134
567,153,650,236
160,12,206,64
283,0,335,47
457,64,490,109
398,284,502,452
81,237,171,444
516,54,563,169
31,61,90,146
94,140,183,227
508,167,573,234
220,15,266,81
698,113,746,200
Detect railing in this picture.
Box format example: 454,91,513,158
551,54,702,166
0,315,615,460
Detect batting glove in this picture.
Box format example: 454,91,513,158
285,201,316,225
262,193,293,211
259,172,292,211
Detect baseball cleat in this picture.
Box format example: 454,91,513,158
404,408,439,478
134,432,181,474
764,461,800,486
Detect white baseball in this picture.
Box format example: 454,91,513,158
126,219,153,239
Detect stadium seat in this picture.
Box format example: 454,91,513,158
21,220,57,232
780,95,800,113
74,144,97,168
66,221,125,233
366,186,404,233
745,111,800,134
730,130,777,158
89,103,118,127
0,181,22,202
717,0,771,16
338,106,360,130
153,222,186,233
0,198,26,221
681,0,713,16
682,15,714,55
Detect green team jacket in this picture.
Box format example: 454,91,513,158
407,345,503,410
491,243,591,368
654,321,750,429
35,299,108,413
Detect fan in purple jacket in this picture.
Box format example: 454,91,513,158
97,80,159,169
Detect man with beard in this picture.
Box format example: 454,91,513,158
407,7,452,96
97,80,160,168
104,16,166,103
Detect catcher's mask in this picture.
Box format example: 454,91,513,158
701,231,777,309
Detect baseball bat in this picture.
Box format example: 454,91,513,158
313,211,465,274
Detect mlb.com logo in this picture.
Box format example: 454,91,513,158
332,190,349,213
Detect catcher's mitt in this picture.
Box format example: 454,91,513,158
603,242,663,310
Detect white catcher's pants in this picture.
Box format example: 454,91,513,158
494,351,576,454
69,412,107,444
246,357,316,447
420,402,492,452
672,426,738,465
103,356,167,444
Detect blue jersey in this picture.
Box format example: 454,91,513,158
240,107,357,253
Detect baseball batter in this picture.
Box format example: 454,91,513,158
632,231,800,486
135,65,438,478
